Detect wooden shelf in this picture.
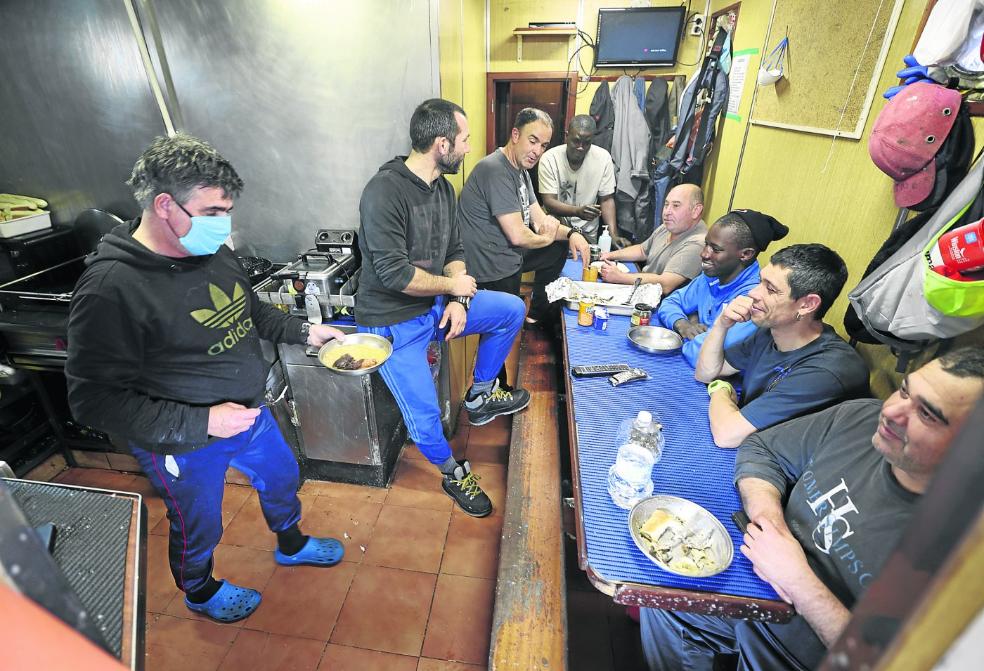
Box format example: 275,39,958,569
511,27,578,62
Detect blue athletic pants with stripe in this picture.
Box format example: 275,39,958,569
359,290,525,464
130,408,301,594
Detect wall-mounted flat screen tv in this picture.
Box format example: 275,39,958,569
594,7,686,68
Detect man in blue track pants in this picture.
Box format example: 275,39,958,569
66,134,347,623
356,99,530,518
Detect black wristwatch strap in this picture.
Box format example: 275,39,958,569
451,296,470,311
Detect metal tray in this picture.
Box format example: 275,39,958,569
563,280,658,316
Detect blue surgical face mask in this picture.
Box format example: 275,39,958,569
173,198,232,256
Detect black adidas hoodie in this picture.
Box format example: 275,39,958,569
65,220,307,455
355,156,465,326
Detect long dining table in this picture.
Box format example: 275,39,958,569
559,259,794,622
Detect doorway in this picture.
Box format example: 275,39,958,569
487,72,577,202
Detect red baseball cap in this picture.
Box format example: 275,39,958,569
869,82,962,207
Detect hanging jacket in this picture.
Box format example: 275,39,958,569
611,75,651,201
589,81,615,152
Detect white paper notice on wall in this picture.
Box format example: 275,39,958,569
726,50,756,121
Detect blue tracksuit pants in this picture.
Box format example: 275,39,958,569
131,408,301,593
360,290,525,464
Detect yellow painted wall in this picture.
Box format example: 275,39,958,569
439,0,487,404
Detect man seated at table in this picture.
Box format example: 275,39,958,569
538,114,617,245
695,244,870,448
597,183,706,296
457,107,592,331
641,347,984,671
656,209,789,366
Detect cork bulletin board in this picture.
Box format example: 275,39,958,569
750,0,904,139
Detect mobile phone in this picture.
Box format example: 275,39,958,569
732,510,751,534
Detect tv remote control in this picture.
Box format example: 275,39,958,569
571,363,632,377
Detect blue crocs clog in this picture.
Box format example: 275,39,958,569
184,580,261,623
274,536,345,567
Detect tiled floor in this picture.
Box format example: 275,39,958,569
50,409,512,671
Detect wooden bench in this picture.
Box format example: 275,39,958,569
489,328,567,670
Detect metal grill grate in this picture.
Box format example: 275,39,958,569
6,479,133,657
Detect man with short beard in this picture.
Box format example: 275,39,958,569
356,99,530,518
642,347,984,670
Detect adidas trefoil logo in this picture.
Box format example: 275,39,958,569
190,282,254,355
191,283,247,328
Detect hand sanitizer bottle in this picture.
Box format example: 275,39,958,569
598,225,612,254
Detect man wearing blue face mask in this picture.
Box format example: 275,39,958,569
65,134,348,624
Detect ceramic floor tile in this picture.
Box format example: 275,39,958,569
53,467,137,491
304,495,383,563
417,659,486,671
385,458,453,513
299,478,389,504
420,574,495,666
144,614,238,671
331,565,437,657
464,417,511,467
242,561,356,640
221,491,316,551
440,510,502,580
144,533,179,614
363,505,451,573
217,629,326,671
318,643,418,671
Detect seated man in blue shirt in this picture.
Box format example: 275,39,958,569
695,244,871,447
657,209,789,366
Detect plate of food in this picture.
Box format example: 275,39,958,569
591,260,630,273
628,495,733,577
317,333,392,376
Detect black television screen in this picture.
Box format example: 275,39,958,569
595,7,686,68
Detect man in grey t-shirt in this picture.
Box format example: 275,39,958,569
641,347,984,670
457,107,591,327
599,183,706,296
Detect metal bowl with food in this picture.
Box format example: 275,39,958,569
628,495,733,577
627,325,683,355
317,333,392,376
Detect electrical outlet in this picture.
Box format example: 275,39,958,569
690,14,705,36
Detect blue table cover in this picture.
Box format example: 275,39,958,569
561,260,779,601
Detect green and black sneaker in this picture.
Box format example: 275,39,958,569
441,460,492,518
464,382,531,427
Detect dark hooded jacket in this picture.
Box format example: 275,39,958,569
355,156,464,327
65,220,306,455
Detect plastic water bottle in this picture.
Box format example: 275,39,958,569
608,442,655,509
617,411,665,461
598,225,613,254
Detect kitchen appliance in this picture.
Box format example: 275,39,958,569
252,228,360,323
0,225,82,285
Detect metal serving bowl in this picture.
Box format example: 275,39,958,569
317,333,393,376
627,326,683,355
628,495,734,578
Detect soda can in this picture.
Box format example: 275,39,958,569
577,298,595,327
593,306,609,331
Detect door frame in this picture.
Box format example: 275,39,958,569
485,72,578,155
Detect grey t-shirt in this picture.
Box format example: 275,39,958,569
538,144,616,241
640,220,707,277
734,399,919,669
457,149,536,283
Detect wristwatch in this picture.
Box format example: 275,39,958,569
451,296,470,311
299,321,313,336
566,226,582,240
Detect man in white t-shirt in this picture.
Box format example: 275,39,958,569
538,115,617,244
